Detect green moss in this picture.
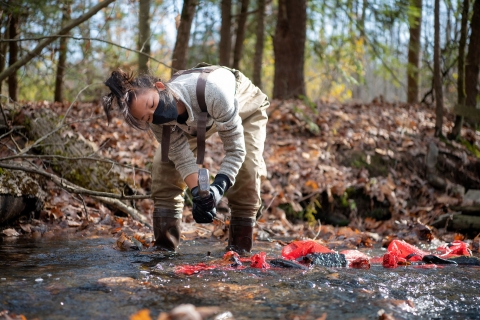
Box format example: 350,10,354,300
346,151,390,177
339,192,349,208
459,138,480,158
0,168,4,175
365,208,391,220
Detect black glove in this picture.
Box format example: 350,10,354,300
192,202,216,223
192,174,231,212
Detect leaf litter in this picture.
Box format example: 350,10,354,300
2,100,480,250
1,99,480,319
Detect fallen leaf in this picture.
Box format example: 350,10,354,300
130,309,151,320
2,228,20,237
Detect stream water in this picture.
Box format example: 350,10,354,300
1,236,479,320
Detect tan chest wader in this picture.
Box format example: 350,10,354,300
155,65,256,255
153,65,221,252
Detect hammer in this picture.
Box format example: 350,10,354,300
197,168,210,198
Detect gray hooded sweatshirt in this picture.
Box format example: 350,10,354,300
149,67,267,185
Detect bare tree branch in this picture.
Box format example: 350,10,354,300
0,162,150,200
0,35,171,69
0,154,151,174
0,0,117,82
93,195,151,229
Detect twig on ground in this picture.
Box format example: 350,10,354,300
312,219,322,240
77,194,90,220
93,195,151,229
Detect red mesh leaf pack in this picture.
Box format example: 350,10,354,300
382,252,398,268
438,240,472,257
282,240,333,260
175,263,216,275
387,240,429,261
251,252,270,269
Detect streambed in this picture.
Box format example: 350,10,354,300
1,236,479,319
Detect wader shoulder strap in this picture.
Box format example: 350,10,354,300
195,66,220,164
161,125,171,163
161,66,221,164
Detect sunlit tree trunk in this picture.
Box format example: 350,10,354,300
219,0,232,67
407,0,422,104
0,15,9,94
138,0,151,74
8,13,19,101
273,0,307,99
352,0,367,101
464,0,480,119
171,0,197,75
232,0,249,70
54,1,71,102
253,0,265,88
434,0,444,136
449,0,469,139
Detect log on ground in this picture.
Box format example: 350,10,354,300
0,168,45,225
19,106,133,194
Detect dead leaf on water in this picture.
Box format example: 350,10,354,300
130,309,151,320
316,313,327,320
98,277,136,286
326,273,339,280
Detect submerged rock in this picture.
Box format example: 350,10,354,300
422,255,457,265
269,259,308,270
447,256,480,266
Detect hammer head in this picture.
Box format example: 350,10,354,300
198,168,210,198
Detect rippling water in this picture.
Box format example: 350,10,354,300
1,237,479,319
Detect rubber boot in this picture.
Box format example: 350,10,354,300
153,208,181,252
226,217,255,255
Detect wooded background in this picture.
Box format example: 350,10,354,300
0,0,479,120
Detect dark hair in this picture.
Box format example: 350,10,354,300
102,69,176,131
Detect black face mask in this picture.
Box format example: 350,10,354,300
152,91,178,125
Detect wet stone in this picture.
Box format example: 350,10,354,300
448,256,480,266
269,259,308,270
303,253,347,267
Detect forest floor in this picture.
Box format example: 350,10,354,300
1,99,480,252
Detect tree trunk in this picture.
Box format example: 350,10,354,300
171,0,197,75
449,0,469,139
219,0,232,67
434,0,444,137
0,0,116,83
54,1,71,102
273,0,307,99
0,14,9,94
8,13,19,102
407,0,422,104
465,0,480,118
232,0,249,70
253,0,265,88
138,0,151,74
